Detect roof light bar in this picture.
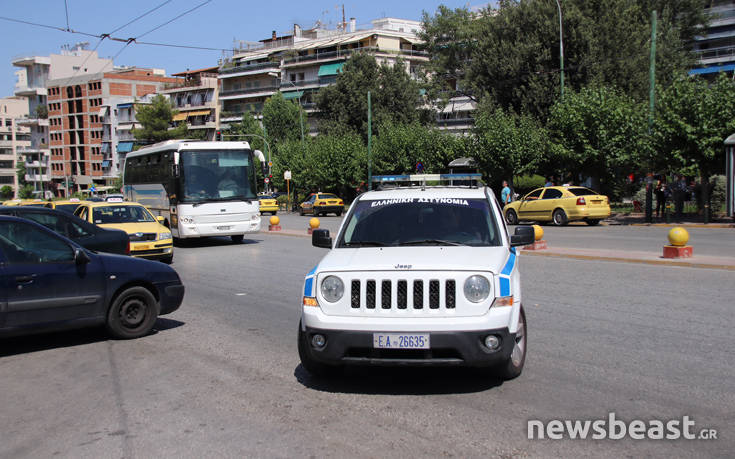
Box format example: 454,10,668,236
371,173,484,188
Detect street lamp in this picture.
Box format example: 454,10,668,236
555,0,565,98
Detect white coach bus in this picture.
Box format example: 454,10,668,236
122,140,265,243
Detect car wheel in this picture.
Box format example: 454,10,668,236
552,209,568,226
272,211,277,216
336,211,343,217
161,254,173,264
231,235,244,244
505,209,518,225
299,207,305,216
106,286,159,339
586,219,600,226
497,306,527,380
298,322,340,377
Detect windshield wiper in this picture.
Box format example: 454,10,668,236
343,241,387,247
398,239,465,246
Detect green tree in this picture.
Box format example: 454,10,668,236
18,184,34,199
16,162,28,187
546,86,650,196
653,73,735,200
0,185,13,199
132,94,187,144
317,53,424,138
473,106,549,192
262,92,306,146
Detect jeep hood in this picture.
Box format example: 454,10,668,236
315,246,512,275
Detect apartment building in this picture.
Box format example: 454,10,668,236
12,44,113,194
160,67,219,140
0,97,30,197
691,1,735,75
219,18,429,130
46,68,178,195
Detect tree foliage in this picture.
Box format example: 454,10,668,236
546,86,650,195
653,73,735,180
316,53,425,138
132,94,187,143
263,91,306,146
0,185,13,200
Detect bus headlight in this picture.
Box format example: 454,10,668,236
320,276,344,303
158,232,172,240
180,216,193,224
251,214,260,221
464,275,491,303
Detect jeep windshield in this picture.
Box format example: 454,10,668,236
337,198,502,247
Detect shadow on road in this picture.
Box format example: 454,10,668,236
0,318,185,358
175,237,261,248
294,364,503,395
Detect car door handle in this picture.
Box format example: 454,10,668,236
15,274,37,284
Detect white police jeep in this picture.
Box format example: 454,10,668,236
298,174,535,379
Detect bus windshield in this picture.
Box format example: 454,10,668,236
180,149,257,203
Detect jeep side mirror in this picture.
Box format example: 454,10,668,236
510,225,535,247
312,229,332,249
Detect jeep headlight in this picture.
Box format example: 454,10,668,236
464,275,490,303
158,232,172,240
320,276,344,303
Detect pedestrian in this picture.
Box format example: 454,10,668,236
654,179,666,219
673,174,687,220
544,177,553,187
501,180,512,207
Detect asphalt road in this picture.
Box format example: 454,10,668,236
270,211,735,257
0,232,733,458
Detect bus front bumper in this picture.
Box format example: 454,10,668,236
177,219,261,238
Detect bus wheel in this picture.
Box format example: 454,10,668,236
231,235,244,244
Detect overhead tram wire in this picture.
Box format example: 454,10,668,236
135,0,212,40
109,0,173,35
64,0,71,31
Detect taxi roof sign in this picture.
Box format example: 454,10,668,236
106,197,124,202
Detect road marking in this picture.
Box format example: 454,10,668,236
236,293,247,296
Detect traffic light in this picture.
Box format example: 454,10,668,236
215,130,221,141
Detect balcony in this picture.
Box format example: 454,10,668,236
14,85,48,97
25,173,50,182
161,73,219,90
695,44,735,64
219,84,280,100
219,61,280,78
16,117,49,127
281,46,429,66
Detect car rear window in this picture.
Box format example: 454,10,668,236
319,194,339,200
567,187,599,196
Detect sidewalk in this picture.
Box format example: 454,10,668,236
519,245,735,271
606,212,734,228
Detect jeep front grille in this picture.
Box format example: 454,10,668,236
349,279,457,310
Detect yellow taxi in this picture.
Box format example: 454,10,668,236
504,186,610,226
259,195,279,215
74,200,174,263
1,199,47,207
44,198,85,214
299,193,344,217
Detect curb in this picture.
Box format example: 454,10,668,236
519,249,735,271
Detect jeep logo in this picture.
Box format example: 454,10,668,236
394,264,412,270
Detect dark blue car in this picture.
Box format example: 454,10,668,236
0,215,184,339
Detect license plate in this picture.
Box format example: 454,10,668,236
373,333,429,349
136,244,150,250
216,225,231,230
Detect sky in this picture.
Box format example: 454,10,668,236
1,0,484,97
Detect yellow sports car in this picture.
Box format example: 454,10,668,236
259,196,278,215
299,193,344,217
504,186,610,226
74,201,174,263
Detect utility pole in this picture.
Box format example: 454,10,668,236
367,91,372,190
555,0,564,99
645,10,657,224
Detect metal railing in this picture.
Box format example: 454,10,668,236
695,44,735,61
219,61,280,75
220,85,280,97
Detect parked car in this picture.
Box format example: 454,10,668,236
0,205,129,255
0,215,184,339
503,186,611,226
299,193,344,217
74,201,173,263
1,199,47,207
259,196,279,215
44,198,84,214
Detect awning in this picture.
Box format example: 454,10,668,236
117,103,133,109
172,113,187,121
318,62,344,77
117,141,134,153
688,64,735,75
186,110,211,117
282,90,304,100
